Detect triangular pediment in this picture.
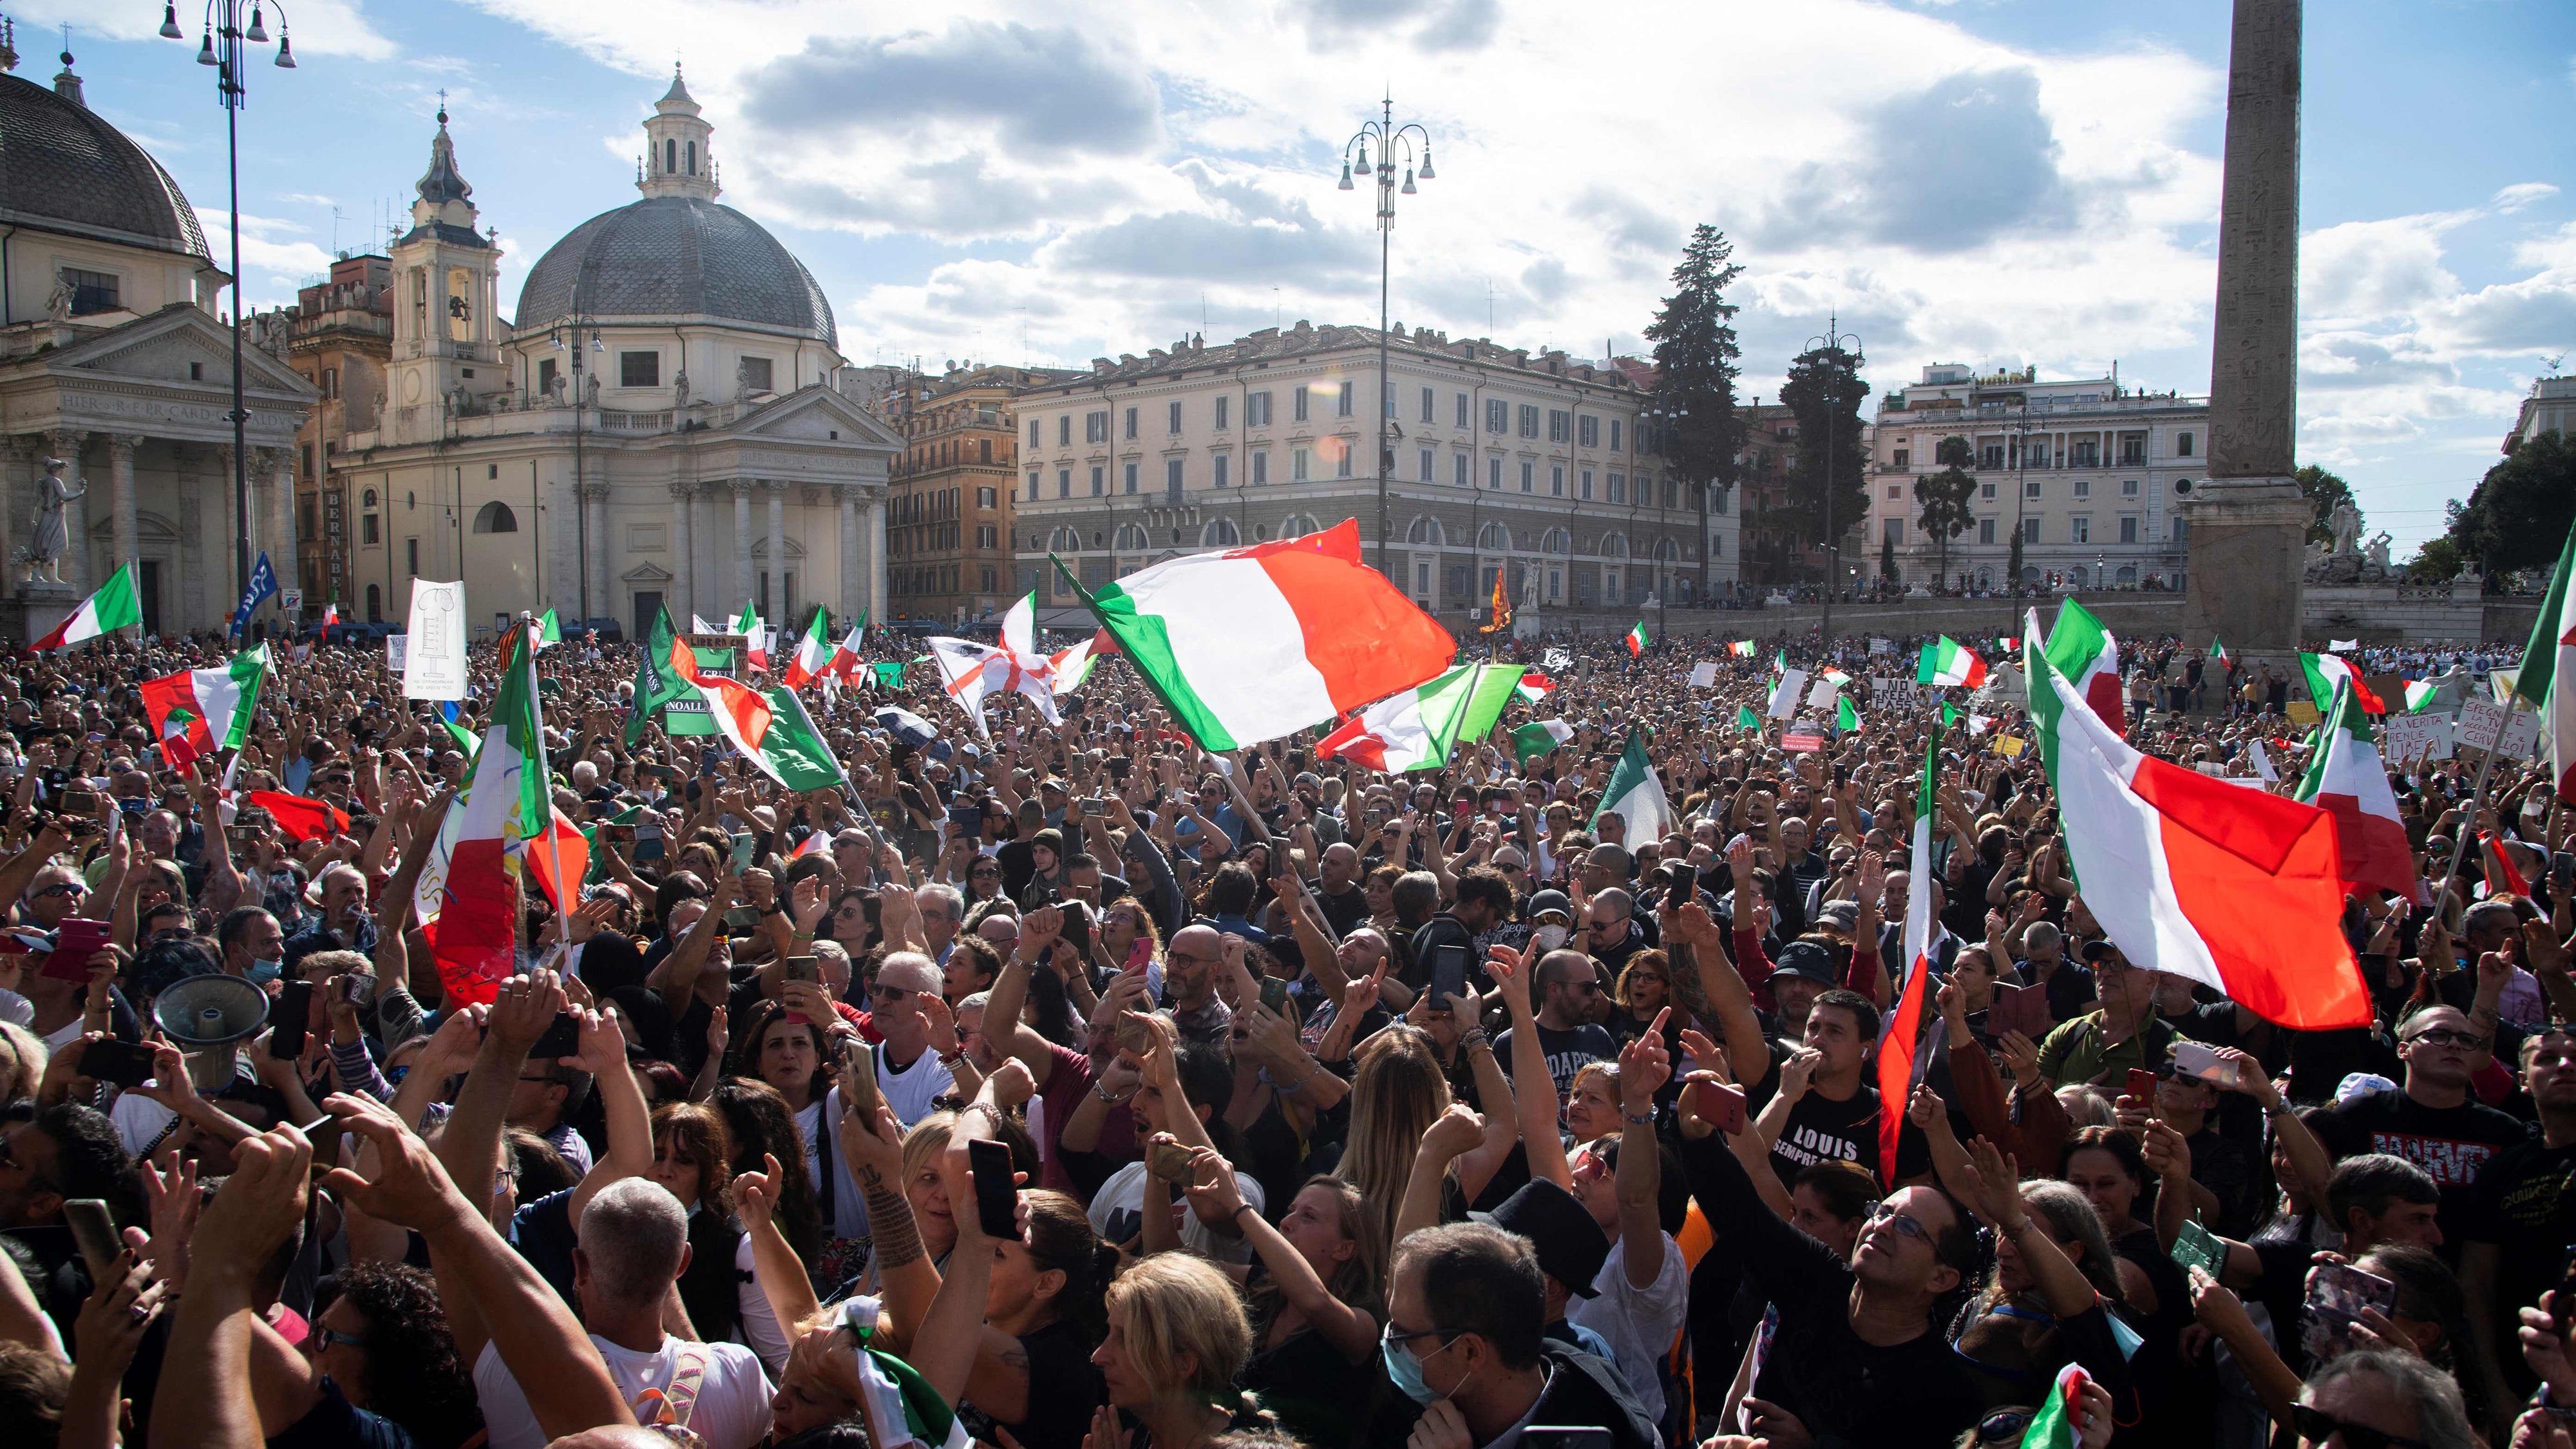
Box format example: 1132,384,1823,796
46,303,312,399
621,562,674,583
728,384,901,448
748,536,808,561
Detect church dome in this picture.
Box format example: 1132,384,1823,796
0,71,208,260
513,195,836,348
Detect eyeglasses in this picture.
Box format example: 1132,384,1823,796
1556,978,1602,996
1973,1409,2033,1445
1866,1200,1933,1244
2289,1405,2430,1449
2402,1028,2488,1050
1381,1323,1458,1349
1168,950,1218,966
312,1326,367,1352
867,985,913,1006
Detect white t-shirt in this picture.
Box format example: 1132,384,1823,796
1086,1160,1265,1264
811,1044,956,1241
1566,1231,1686,1426
474,1333,773,1449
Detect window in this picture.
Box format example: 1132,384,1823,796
1166,459,1184,493
1609,419,1622,452
1122,462,1137,494
1892,448,1909,469
1029,419,1041,447
739,357,773,393
977,524,998,548
2177,431,2195,457
1338,382,1354,417
1252,451,1269,485
1487,399,1508,433
1249,391,1272,426
1057,469,1071,498
1123,406,1138,440
1454,454,1470,487
1294,386,1311,422
1488,457,1502,489
1549,410,1570,443
1578,415,1598,448
1980,444,2005,470
1215,395,1230,430
363,513,379,545
1054,415,1068,446
1116,524,1149,550
2173,516,2191,544
1887,486,1903,500
2028,441,2050,468
63,267,120,315
1980,482,1996,500
1519,404,1540,438
1293,448,1311,482
1168,401,1182,434
1455,392,1469,427
1420,449,1435,482
1884,518,1904,544
1607,472,1625,504
1520,461,1535,492
1335,441,1353,478
1092,466,1106,496
473,500,517,534
2121,478,2139,497
1550,466,1565,497
1028,471,1041,500
1213,453,1231,488
1204,518,1240,547
1579,469,1594,500
1086,411,1109,444
2120,516,2139,543
619,351,660,387
2074,478,2090,498
406,538,419,575
2025,478,2043,500
1419,386,1435,424
536,358,556,396
1978,518,1996,545
2070,516,2090,544
1050,526,1083,553
978,486,997,507
2072,439,2099,468
2023,516,2042,544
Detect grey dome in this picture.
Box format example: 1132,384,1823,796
514,196,834,347
0,73,207,260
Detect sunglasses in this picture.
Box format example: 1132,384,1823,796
2288,1406,2428,1449
312,1326,367,1352
867,985,913,1005
2402,1028,2488,1050
35,884,85,898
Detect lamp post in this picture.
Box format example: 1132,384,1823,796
1804,317,1861,642
159,0,295,614
1338,95,1434,581
1643,400,1688,630
2006,413,2031,639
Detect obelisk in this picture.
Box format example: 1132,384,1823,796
2183,0,2309,656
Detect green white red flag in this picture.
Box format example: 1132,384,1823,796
1727,640,1756,658
416,626,553,1005
2515,521,2576,799
733,600,768,672
2300,651,2386,715
1916,636,1987,688
1877,717,1943,1184
2028,598,2122,743
1055,519,1454,750
31,564,142,650
1591,729,1672,842
2016,1365,2093,1449
140,645,267,764
2293,679,2418,900
1625,621,1649,657
782,605,834,688
1320,664,1525,773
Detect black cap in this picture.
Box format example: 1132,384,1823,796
1772,940,1839,986
2079,938,2125,965
1471,1178,1607,1299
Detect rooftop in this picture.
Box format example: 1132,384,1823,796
1025,319,1645,393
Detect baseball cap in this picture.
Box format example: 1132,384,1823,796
1527,889,1574,925
1470,1178,1606,1299
1772,940,1839,986
1814,900,1859,934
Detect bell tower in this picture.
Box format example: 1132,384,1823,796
638,64,719,201
387,99,502,445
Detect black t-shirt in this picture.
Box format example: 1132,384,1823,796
2328,1091,2532,1251
1493,1019,1618,1104
1742,1075,1933,1189
1314,882,1370,940
960,1318,1105,1449
2464,1135,2576,1395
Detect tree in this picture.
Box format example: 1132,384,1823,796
1879,531,1897,583
2447,430,2576,574
2405,536,2465,582
1778,339,1870,569
2295,464,2359,546
1644,225,1747,596
2007,518,2025,591
1913,436,1979,591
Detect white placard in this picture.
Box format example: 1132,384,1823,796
386,634,408,674
1689,662,1719,688
1769,668,1809,719
1806,677,1842,711
1869,637,1893,656
2380,711,2453,762
2458,697,2539,758
402,580,468,701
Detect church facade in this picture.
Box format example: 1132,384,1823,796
321,72,896,640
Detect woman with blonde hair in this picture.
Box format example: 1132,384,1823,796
1180,1162,1393,1449
1089,1253,1262,1449
1337,1022,1515,1250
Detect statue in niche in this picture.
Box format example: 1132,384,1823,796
45,271,73,323
673,370,690,408
25,455,86,583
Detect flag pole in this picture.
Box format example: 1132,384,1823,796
2436,723,2503,929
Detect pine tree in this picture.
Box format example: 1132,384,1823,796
1913,436,1980,591
1779,339,1871,565
1644,225,1747,598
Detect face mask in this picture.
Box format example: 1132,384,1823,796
248,958,283,985
1383,1336,1446,1406
1532,923,1569,953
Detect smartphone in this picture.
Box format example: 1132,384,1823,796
80,1037,157,1089
42,918,110,980
1146,1139,1197,1184
269,980,314,1059
1665,867,1693,914
63,1199,121,1283
841,1037,882,1126
1080,797,1112,813
781,956,820,984
1426,943,1472,1010
1259,976,1289,1016
1685,1079,1748,1135
730,833,755,871
527,1011,582,1060
1106,757,1132,782
2172,1041,2236,1088
723,905,762,933
339,973,374,1009
1521,1429,1612,1449
967,1137,1019,1240
2125,1067,2159,1104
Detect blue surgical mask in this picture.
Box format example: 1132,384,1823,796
1382,1334,1461,1407
248,958,283,985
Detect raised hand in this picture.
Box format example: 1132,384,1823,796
1419,1103,1487,1160
1618,1009,1672,1107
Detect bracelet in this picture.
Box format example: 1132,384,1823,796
1094,1080,1135,1106
1272,1064,1320,1096
1233,1203,1259,1222
938,1050,965,1068
1624,1108,1656,1126
1459,1029,1491,1052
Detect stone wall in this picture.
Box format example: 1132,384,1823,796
1643,585,2526,645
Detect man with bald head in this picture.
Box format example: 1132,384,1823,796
1493,947,1619,1101
284,860,375,972
1162,922,1233,1046
1314,840,1369,938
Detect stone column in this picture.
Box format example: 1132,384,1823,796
583,483,611,627
107,435,142,573
44,430,90,591
669,481,695,624
866,493,887,627
176,446,207,631
838,486,860,620
731,480,753,611
2183,0,2308,656
268,449,299,611
765,482,786,618
0,438,27,588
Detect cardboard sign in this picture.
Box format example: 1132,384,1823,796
1806,677,1842,711
1770,668,1809,720
402,580,468,701
1782,726,1829,753
1689,662,1719,688
1869,637,1893,656
2380,711,2453,762
2284,701,2321,727
385,634,406,674
1991,734,2028,757
2459,697,2540,758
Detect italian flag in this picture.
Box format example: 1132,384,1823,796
2300,651,2386,715
782,606,834,688
2515,522,2576,799
534,608,562,649
1591,729,1672,841
243,790,352,843
2402,679,2438,714
1625,621,1649,657
415,627,552,1007
827,610,869,679
1319,664,1525,773
139,646,268,762
322,600,340,630
2028,623,2371,1028
2208,636,2229,665
31,564,141,650
2293,679,2418,901
1510,717,1577,766
2017,1365,2093,1449
734,601,768,672
1836,696,1861,733
2031,598,2123,741
1916,636,1987,688
704,676,849,793
1727,639,1756,658
1055,519,1454,750
1821,667,1853,688
1516,671,1556,704
1877,718,1943,1184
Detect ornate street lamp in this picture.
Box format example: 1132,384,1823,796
1338,97,1434,580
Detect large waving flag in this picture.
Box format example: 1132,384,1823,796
1916,636,1987,688
32,564,142,650
1877,718,1943,1184
2030,633,2370,1029
930,596,1068,737
1511,717,1576,765
2034,598,2122,737
2293,679,2417,900
999,592,1095,694
1591,729,1672,842
1318,664,1524,773
1477,565,1513,635
2300,650,2386,715
1054,519,1454,750
827,610,869,681
416,627,552,1006
229,553,278,640
139,645,267,762
733,601,768,673
624,605,694,747
782,605,834,688
703,682,848,791
2517,522,2576,800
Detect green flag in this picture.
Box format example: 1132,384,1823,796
1510,719,1575,765
1837,695,1861,733
1591,730,1672,840
625,605,688,746
752,685,850,792
536,607,562,647
1735,705,1761,731
1942,702,1962,728
870,660,907,690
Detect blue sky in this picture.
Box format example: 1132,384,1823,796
37,0,2576,554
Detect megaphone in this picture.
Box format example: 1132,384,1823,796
153,974,270,1090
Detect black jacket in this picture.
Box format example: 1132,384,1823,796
1499,1346,1661,1449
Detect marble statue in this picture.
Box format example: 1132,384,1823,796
2327,499,2362,557
2365,531,2393,576
673,370,690,408
44,271,72,323
26,455,84,583
583,373,600,408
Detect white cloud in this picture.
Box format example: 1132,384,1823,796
2494,182,2559,214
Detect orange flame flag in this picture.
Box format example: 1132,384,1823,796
1478,566,1513,634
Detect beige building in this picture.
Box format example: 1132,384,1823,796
328,76,897,639
1864,363,2208,592
1010,321,1732,632
2509,375,2576,450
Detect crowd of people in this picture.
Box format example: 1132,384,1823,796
0,607,2568,1449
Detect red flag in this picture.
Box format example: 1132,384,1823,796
243,790,350,843
1875,955,1932,1189
524,806,590,914
2483,831,2530,898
